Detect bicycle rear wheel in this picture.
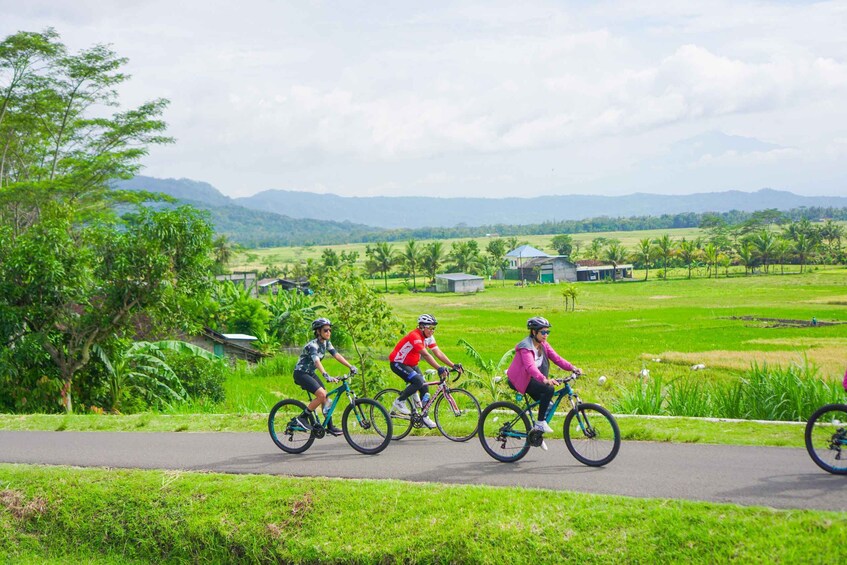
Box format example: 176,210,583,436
373,388,413,440
805,403,847,475
563,403,620,467
268,399,315,454
478,401,531,462
342,398,393,455
434,388,481,442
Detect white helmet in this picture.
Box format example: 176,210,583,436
417,314,438,326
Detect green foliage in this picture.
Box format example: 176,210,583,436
551,233,574,255
266,288,320,347
163,349,227,404
613,359,845,421
455,338,514,402
313,266,404,395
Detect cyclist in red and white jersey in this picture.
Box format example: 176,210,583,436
388,314,463,428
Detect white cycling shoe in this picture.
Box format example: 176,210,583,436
391,399,411,416
421,416,437,429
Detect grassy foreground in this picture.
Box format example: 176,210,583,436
0,413,808,447
1,464,842,563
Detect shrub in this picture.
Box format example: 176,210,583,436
165,351,227,404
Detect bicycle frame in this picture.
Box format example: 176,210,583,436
408,369,463,416
503,376,584,439
308,375,360,428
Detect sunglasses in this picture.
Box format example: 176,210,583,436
539,330,551,335
321,327,332,333
423,325,437,331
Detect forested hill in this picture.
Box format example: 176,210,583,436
236,187,847,229
117,176,384,247
118,176,847,247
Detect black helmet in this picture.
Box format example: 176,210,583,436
527,316,551,330
418,314,438,326
311,317,332,331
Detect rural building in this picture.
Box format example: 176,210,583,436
575,260,634,281
435,273,485,293
257,277,311,295
190,327,266,363
505,245,551,281
520,256,578,283
215,271,258,297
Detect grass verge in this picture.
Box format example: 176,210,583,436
0,413,809,447
1,464,843,563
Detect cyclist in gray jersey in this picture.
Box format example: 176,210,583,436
292,317,357,436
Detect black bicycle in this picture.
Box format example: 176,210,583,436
805,402,847,475
478,372,620,466
268,371,392,455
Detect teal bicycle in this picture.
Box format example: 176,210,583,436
478,372,620,466
805,402,847,474
268,371,392,455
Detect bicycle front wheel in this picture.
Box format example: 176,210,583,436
434,388,481,442
268,399,315,454
805,403,847,475
478,401,531,462
342,398,393,455
373,388,413,440
563,403,620,467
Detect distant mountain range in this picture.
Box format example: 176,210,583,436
117,175,847,245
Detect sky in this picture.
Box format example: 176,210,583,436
3,1,846,199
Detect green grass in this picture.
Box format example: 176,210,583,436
1,464,843,563
0,413,810,447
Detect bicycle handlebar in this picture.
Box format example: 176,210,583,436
423,367,463,383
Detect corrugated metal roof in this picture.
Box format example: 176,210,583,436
436,273,484,281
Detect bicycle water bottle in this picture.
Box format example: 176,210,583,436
515,392,523,402
421,392,430,405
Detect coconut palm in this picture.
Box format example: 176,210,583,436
603,241,628,282
653,234,676,279
677,238,700,279
633,238,655,281
401,239,422,290
421,241,446,284
368,242,397,291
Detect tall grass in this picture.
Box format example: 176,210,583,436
612,358,845,421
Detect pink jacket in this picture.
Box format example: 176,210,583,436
506,338,575,394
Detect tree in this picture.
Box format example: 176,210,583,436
633,238,655,281
702,243,718,278
485,238,509,284
449,240,481,273
421,241,446,284
401,239,421,290
602,241,628,282
0,29,173,233
314,266,404,395
0,205,214,413
793,233,816,273
551,234,574,256
736,242,756,275
653,234,676,279
561,284,579,311
367,242,397,291
750,230,777,274
213,235,233,272
677,238,700,279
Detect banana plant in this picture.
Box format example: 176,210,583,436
456,338,515,402
94,340,216,413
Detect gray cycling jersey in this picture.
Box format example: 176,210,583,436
294,338,337,375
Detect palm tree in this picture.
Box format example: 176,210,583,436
773,238,791,275
677,238,700,279
751,230,777,274
450,240,482,273
633,238,655,281
421,241,446,284
603,241,628,282
653,234,676,279
401,239,421,290
736,242,756,275
369,242,397,291
213,235,233,271
486,238,508,283
702,243,718,278
793,233,816,273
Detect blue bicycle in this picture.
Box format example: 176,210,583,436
805,402,847,474
478,372,620,466
268,372,392,455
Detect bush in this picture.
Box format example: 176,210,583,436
164,351,226,404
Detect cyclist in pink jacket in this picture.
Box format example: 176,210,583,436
506,316,582,435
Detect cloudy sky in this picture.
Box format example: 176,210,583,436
3,1,846,198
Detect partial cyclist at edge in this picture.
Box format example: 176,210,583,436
388,314,464,428
292,317,358,436
506,316,582,441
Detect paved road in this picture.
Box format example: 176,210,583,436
1,431,844,512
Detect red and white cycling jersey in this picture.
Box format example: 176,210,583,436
389,329,436,366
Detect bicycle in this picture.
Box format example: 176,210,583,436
374,368,481,442
268,371,392,455
805,402,847,475
478,372,620,466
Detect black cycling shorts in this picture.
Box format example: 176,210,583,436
293,371,325,394
390,362,423,382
